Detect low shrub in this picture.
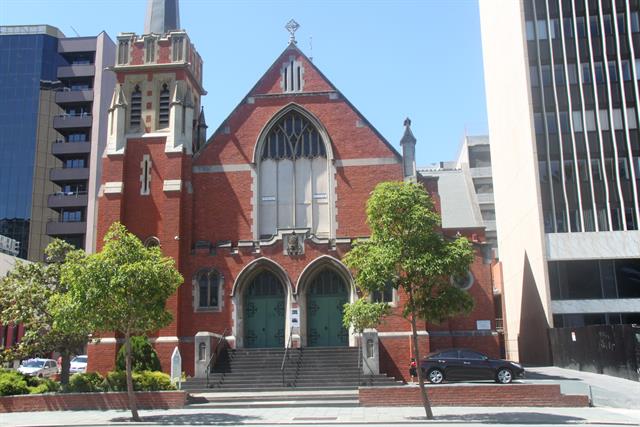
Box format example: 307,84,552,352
66,372,104,393
115,336,161,372
0,370,29,396
102,370,175,392
29,378,60,395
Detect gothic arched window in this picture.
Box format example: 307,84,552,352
259,110,330,238
130,85,142,128
194,269,222,311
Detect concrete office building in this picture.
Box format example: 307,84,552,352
480,0,640,364
0,25,115,260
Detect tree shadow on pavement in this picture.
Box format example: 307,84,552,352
407,412,585,424
111,413,261,425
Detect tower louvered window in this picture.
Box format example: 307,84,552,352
145,38,155,63
259,110,329,238
130,85,142,128
159,83,170,127
282,59,304,92
118,40,129,65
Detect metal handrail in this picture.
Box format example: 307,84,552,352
205,328,229,389
281,326,294,387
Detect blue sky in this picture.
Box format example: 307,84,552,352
1,0,488,165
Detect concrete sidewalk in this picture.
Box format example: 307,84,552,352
2,405,640,426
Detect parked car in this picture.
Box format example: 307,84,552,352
69,355,88,374
420,348,524,384
17,358,59,378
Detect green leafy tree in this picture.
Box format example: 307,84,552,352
343,181,474,420
342,298,391,335
0,240,89,384
115,336,161,372
55,222,182,422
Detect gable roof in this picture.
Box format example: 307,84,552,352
195,42,402,161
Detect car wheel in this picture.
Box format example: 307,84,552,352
496,368,513,384
427,368,444,384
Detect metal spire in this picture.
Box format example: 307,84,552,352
285,19,300,44
144,0,180,35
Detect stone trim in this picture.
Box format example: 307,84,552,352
103,182,124,194
163,179,182,192
378,331,429,337
335,157,400,167
193,164,252,173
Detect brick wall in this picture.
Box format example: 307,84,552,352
359,385,589,407
0,391,186,413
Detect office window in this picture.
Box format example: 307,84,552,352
559,111,570,133
585,110,596,131
636,59,640,79
627,108,638,129
564,160,574,181
576,16,587,37
541,65,552,85
550,18,560,39
632,11,639,33
619,158,630,180
572,110,583,132
554,64,565,85
159,83,170,127
550,160,561,182
591,158,603,181
603,14,613,35
62,210,82,222
594,62,604,83
526,20,535,40
63,158,85,169
534,113,545,134
608,61,618,82
537,19,548,39
584,208,595,231
539,161,549,183
613,109,623,130
530,65,539,87
599,110,610,131
563,17,574,38
581,63,591,83
546,112,557,133
621,60,632,81
589,16,600,36
579,159,589,181
567,63,578,84
617,13,626,34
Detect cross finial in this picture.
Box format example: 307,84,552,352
285,19,300,44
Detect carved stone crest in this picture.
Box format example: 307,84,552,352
285,231,304,256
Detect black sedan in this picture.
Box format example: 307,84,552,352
420,348,525,384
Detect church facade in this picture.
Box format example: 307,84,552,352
87,10,499,381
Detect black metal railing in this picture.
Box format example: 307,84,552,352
205,328,229,389
281,326,294,387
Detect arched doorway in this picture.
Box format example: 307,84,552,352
306,269,349,347
243,271,286,348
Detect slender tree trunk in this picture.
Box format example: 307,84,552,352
60,350,71,385
408,289,434,420
124,332,140,422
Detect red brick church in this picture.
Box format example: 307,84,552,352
88,2,499,381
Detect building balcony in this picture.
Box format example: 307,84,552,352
58,37,96,54
46,220,86,236
483,219,496,231
476,193,494,204
47,192,88,209
49,167,89,182
55,89,93,104
52,141,91,157
470,166,492,179
57,64,95,79
53,114,92,129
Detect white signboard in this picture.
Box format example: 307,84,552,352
476,320,491,331
0,234,19,256
170,346,182,389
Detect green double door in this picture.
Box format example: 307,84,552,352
307,270,349,347
244,271,285,348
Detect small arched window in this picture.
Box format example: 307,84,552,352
195,269,222,311
144,236,160,248
159,83,170,127
130,85,142,128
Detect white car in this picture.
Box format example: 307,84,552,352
69,355,88,374
17,358,59,378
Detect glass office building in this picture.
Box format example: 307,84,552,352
0,25,65,259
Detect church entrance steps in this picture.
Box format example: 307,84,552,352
187,389,359,408
182,346,403,392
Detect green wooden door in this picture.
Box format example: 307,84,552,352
307,270,349,347
244,271,285,348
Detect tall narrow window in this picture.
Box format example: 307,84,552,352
172,36,184,61
195,269,221,310
145,38,155,63
159,83,170,127
130,85,142,128
140,154,152,195
118,40,129,65
281,58,304,92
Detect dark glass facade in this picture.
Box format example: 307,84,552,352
0,30,64,259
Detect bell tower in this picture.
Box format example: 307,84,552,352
91,0,206,374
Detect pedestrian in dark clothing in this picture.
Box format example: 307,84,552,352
409,358,417,384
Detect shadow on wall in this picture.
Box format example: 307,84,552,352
518,253,551,365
